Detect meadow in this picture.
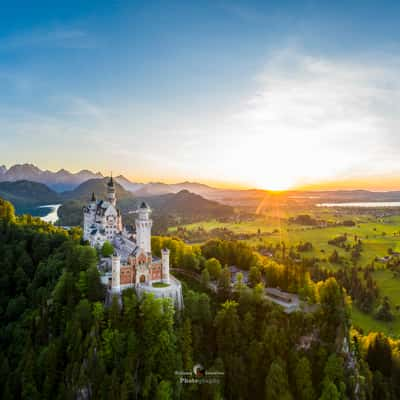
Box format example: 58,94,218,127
170,208,400,337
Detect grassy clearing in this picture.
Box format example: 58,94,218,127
351,270,400,338
152,282,170,288
351,306,400,338
169,217,282,234
373,269,400,306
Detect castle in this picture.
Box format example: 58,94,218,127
83,177,183,308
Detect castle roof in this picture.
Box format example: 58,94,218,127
140,201,150,209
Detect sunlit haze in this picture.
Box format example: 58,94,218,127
1,1,400,190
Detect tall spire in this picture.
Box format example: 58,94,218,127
108,172,114,187
91,192,96,202
107,172,116,206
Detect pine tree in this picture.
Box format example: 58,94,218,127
294,357,315,400
200,267,210,289
265,358,293,400
181,318,193,370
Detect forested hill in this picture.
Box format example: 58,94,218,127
1,196,400,399
0,180,61,210
143,189,233,218
120,189,234,226
62,177,134,201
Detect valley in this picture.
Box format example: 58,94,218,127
170,207,400,338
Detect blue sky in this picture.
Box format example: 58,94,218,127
1,1,400,189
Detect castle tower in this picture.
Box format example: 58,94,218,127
161,248,170,284
107,175,116,207
111,253,121,293
135,201,153,253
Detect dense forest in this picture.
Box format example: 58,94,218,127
1,197,400,399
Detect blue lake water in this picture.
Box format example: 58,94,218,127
38,204,61,224
318,202,400,208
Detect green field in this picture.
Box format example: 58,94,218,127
171,211,400,337
351,306,400,338
171,216,400,267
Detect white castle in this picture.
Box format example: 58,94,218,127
83,176,183,308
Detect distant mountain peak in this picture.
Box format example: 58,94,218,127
0,163,220,199
0,163,104,192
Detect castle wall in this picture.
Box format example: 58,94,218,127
150,262,162,281
120,265,135,285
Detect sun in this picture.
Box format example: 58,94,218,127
253,175,295,191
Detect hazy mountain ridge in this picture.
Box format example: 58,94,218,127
0,163,103,192
0,163,221,196
3,163,400,208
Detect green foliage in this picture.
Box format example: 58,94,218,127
101,241,114,257
1,198,398,399
374,296,394,322
248,266,262,287
317,278,350,343
205,257,222,279
200,267,210,288
155,380,173,400
294,357,315,400
0,197,15,222
217,266,231,300
265,358,293,400
152,282,170,288
319,380,340,400
201,239,259,270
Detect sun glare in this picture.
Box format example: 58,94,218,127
253,175,295,191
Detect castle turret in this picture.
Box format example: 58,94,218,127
135,201,153,253
107,175,116,207
90,192,97,210
111,253,121,293
161,248,170,284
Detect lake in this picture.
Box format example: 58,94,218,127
38,204,61,224
318,202,400,208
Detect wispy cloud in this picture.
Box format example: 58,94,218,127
0,26,95,50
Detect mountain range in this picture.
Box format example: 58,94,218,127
0,163,220,197
0,164,103,192
4,163,400,213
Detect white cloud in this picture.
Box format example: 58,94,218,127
202,48,400,188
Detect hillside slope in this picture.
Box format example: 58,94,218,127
61,178,134,202
0,180,61,211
